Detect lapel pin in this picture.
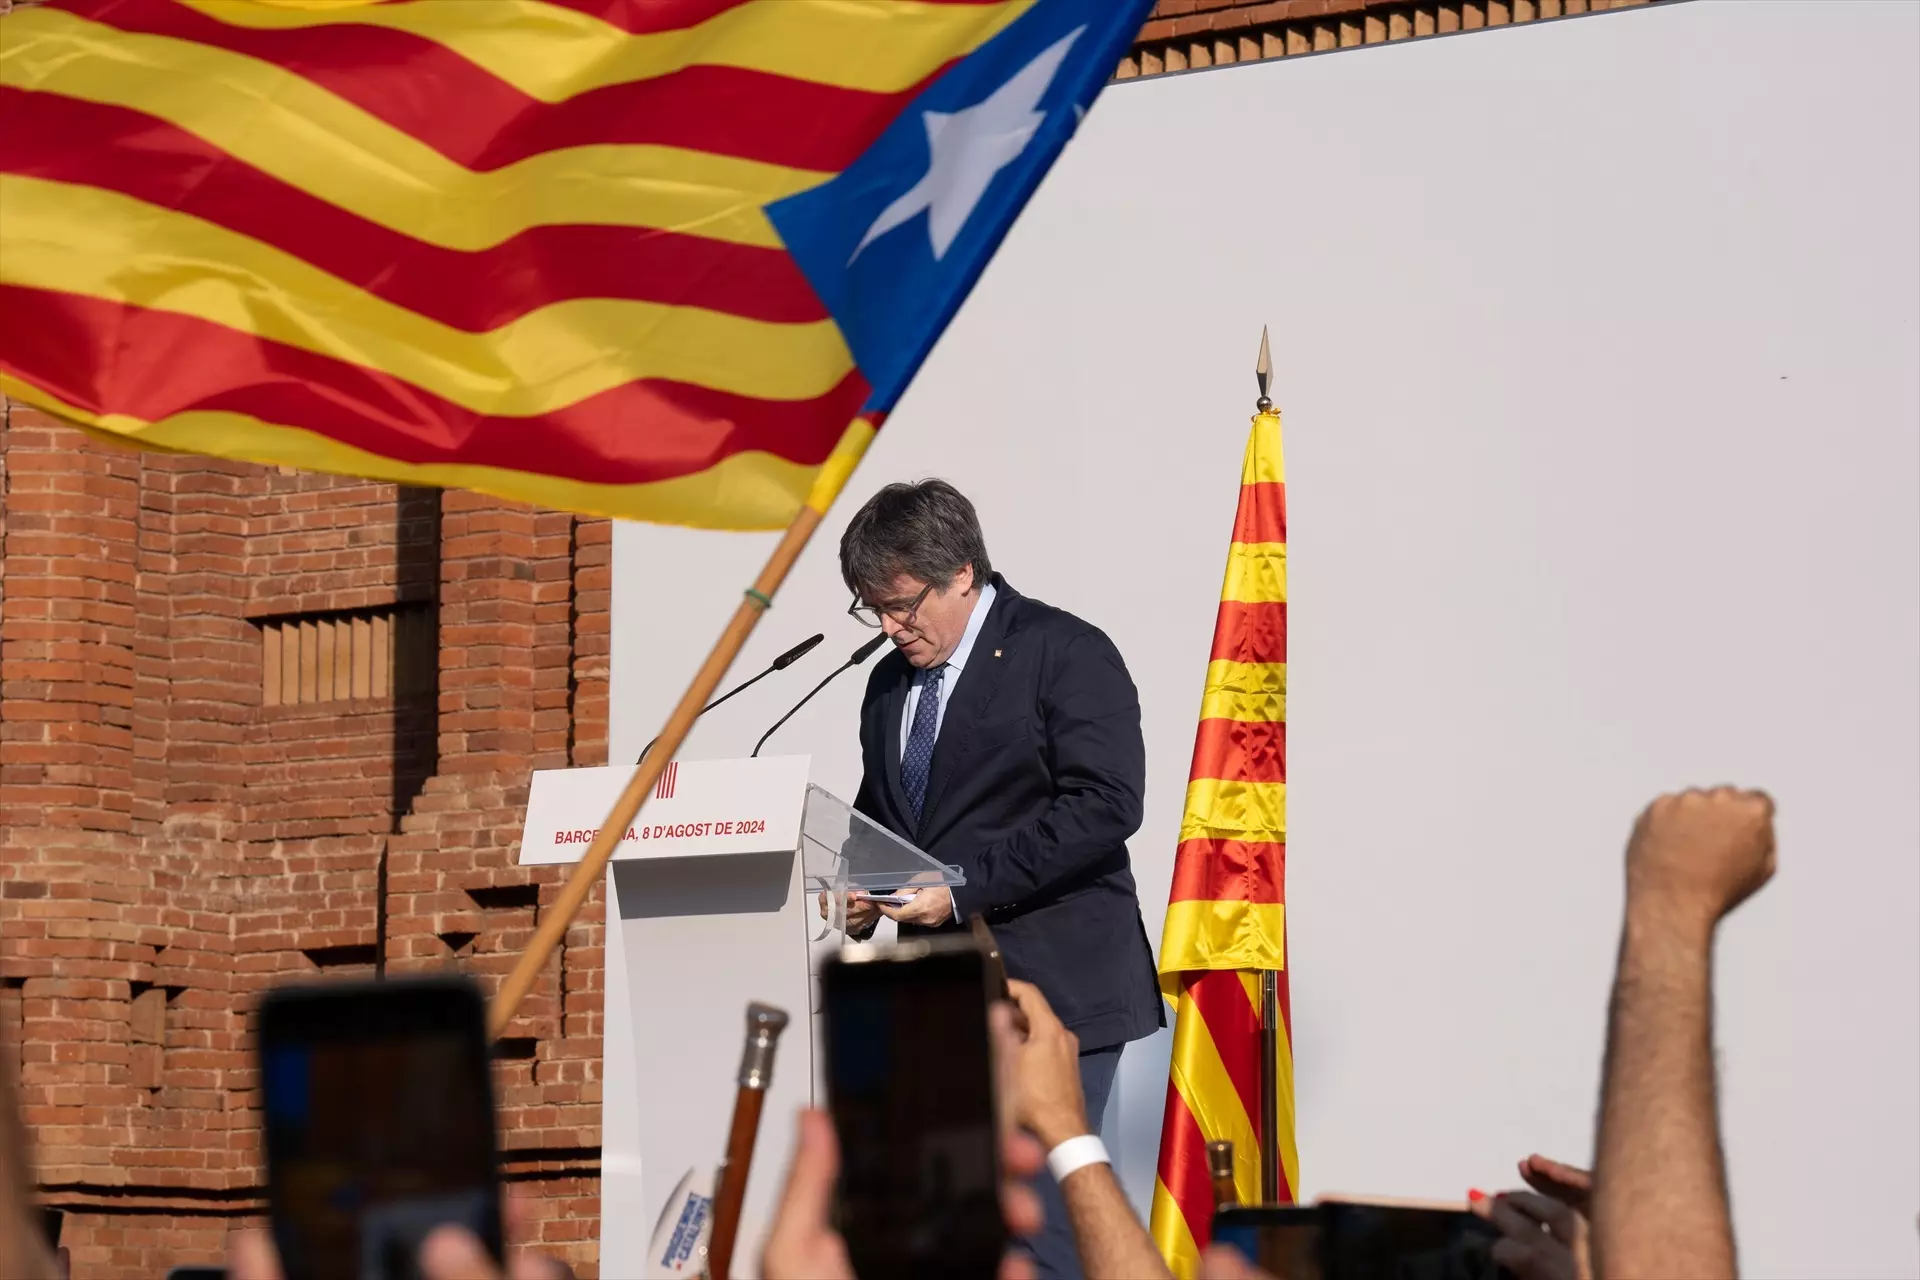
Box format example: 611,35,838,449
993,649,1002,658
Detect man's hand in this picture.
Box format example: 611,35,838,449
1625,787,1777,936
817,890,880,937
416,1228,574,1280
1513,1154,1595,1280
1004,980,1089,1150
1473,1191,1583,1280
1198,1246,1282,1279
1519,1153,1593,1215
762,1108,1044,1280
761,1111,857,1280
995,991,1176,1280
879,886,953,928
227,1193,575,1280
1476,1158,1593,1280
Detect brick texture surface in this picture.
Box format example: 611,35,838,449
1121,0,1656,78
1,407,610,1276
0,2,1663,1272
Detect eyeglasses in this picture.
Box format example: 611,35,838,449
848,582,933,629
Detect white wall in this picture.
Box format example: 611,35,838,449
611,3,1920,1275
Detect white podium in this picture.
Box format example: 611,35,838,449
518,756,963,1278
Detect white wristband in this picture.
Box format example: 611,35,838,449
1046,1134,1110,1183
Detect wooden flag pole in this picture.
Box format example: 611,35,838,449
1258,968,1281,1203
488,420,875,1037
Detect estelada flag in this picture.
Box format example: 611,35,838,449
1150,406,1296,1276
0,0,1152,528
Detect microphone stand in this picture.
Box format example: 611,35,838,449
638,633,822,763
751,635,888,758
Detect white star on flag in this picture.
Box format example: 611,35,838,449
849,26,1086,264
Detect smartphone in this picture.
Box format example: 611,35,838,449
1210,1205,1321,1280
258,976,504,1280
820,937,1006,1280
968,917,1010,1001
1213,1202,1511,1280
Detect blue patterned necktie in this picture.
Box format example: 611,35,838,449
901,664,946,823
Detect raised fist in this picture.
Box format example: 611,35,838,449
1625,786,1777,931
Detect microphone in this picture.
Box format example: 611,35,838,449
638,633,823,763
768,633,824,671
752,634,889,758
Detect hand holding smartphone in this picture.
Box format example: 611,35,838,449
820,937,1007,1280
258,976,503,1280
1212,1201,1515,1280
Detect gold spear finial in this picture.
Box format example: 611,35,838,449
1255,325,1273,413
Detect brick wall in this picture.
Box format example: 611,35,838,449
0,406,611,1276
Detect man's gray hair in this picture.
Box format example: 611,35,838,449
839,479,993,598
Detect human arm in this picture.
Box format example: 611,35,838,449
1005,980,1172,1280
1590,787,1775,1280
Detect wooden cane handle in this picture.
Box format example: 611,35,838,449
1208,1139,1238,1209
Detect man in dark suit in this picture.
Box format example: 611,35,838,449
835,479,1163,1280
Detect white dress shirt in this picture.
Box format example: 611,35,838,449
897,581,995,921
899,581,997,753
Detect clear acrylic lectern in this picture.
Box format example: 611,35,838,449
801,784,964,936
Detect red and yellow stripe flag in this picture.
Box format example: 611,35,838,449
0,0,1150,529
0,0,905,527
1151,407,1295,1276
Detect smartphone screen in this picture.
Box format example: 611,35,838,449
1211,1206,1322,1280
259,977,503,1280
1320,1202,1507,1280
1212,1204,1509,1280
821,939,1006,1280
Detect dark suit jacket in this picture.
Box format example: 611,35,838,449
853,575,1164,1050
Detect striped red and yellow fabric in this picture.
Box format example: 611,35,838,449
1151,408,1296,1277
0,0,1038,528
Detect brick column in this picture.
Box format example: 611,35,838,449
387,492,574,1028
0,411,144,1195
0,409,138,835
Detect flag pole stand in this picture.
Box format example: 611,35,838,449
487,419,875,1038
1258,968,1281,1203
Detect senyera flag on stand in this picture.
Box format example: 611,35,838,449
1151,407,1296,1276
0,0,1153,528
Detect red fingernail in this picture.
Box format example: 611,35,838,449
1468,1189,1486,1202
